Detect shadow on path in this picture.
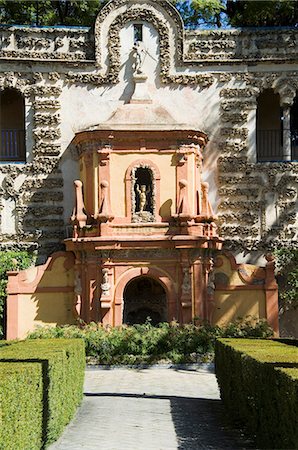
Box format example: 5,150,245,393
85,392,255,450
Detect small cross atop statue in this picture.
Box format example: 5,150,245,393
136,184,150,212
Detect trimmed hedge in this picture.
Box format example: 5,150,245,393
0,338,85,449
0,362,43,450
215,339,298,449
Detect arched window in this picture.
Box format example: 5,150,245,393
256,89,282,162
0,89,26,162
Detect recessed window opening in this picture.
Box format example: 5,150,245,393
256,89,282,162
0,88,26,162
134,23,143,43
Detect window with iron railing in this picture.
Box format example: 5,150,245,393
256,129,298,162
256,89,298,162
0,89,26,162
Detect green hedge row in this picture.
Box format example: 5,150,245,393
215,339,298,449
0,338,85,449
0,362,43,450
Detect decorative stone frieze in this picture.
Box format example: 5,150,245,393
34,113,61,126
23,191,64,203
185,28,298,63
0,69,63,260
220,112,248,124
33,144,61,157
0,25,92,62
0,71,33,94
220,88,259,99
26,206,64,217
217,71,298,251
33,129,61,140
29,85,62,96
33,99,60,109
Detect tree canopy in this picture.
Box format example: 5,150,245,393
173,0,225,28
0,0,106,27
226,0,298,27
0,0,297,28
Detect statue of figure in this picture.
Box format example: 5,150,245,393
136,184,150,212
131,41,145,75
74,272,82,317
101,268,110,296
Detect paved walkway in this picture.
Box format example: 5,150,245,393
50,366,254,450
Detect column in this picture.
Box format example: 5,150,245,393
282,105,292,161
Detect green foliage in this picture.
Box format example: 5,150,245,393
0,361,43,450
0,338,85,448
0,0,298,28
173,0,225,28
0,0,226,28
226,0,298,27
28,319,273,365
0,0,107,26
0,251,34,339
215,338,298,449
274,248,298,311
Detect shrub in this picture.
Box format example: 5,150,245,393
28,318,273,365
274,248,298,311
0,361,43,450
215,338,298,449
0,251,34,339
0,338,85,448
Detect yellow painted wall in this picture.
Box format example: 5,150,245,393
38,257,74,288
18,292,76,339
212,290,266,327
212,255,267,326
214,256,262,286
109,153,176,218
11,254,76,339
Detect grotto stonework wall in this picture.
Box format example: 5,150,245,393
0,0,297,262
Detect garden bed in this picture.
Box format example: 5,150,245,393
28,319,273,365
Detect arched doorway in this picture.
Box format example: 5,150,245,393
123,276,167,325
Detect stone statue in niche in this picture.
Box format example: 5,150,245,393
101,268,110,297
131,41,146,75
74,272,82,317
136,184,150,212
132,166,155,223
182,267,191,295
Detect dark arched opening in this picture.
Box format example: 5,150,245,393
123,276,167,325
0,88,25,162
256,89,282,162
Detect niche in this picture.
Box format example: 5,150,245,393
131,166,155,222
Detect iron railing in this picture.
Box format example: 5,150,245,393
257,129,298,162
0,129,25,161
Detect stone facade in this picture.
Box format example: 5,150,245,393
0,1,297,264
